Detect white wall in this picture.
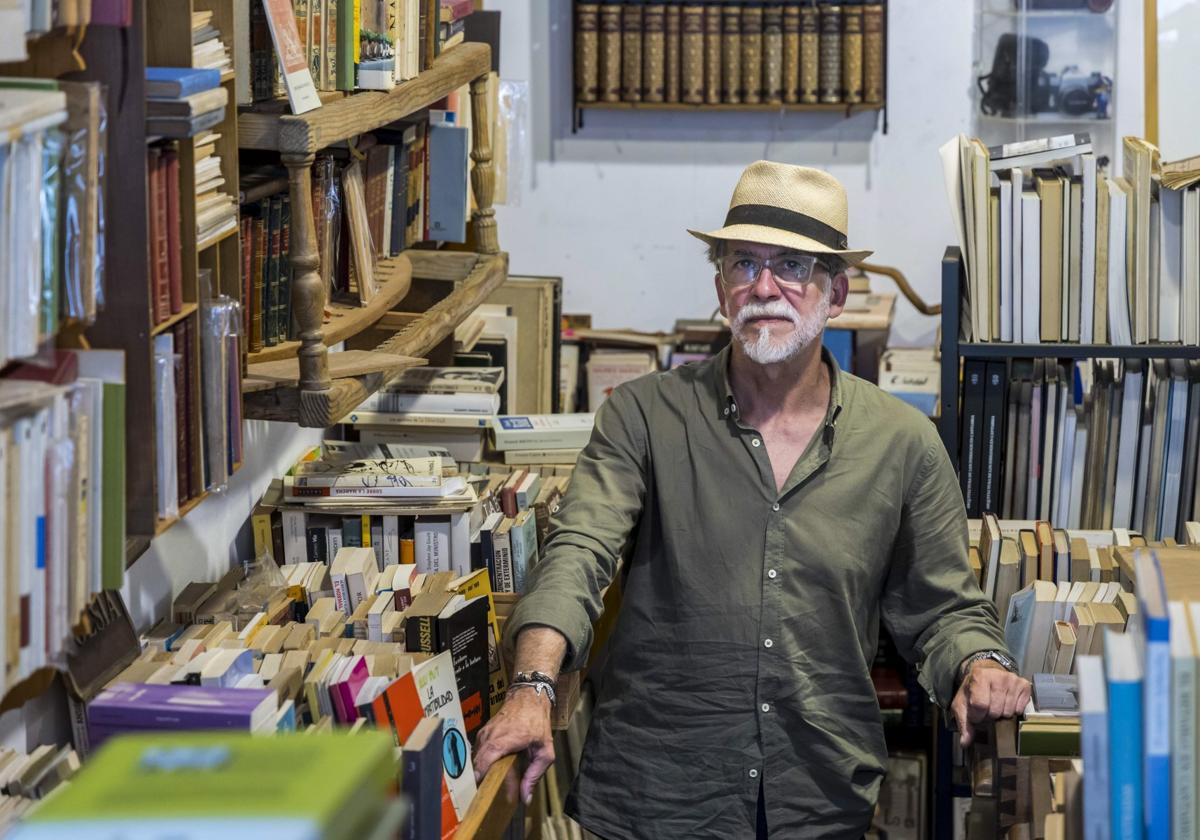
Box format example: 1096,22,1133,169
488,0,1146,346
122,420,323,631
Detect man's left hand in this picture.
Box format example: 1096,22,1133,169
950,660,1031,748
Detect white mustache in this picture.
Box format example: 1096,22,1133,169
733,300,800,332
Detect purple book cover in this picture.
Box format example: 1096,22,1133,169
87,683,273,731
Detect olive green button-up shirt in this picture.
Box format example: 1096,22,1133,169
505,347,1008,839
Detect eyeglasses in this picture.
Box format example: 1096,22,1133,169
718,252,829,288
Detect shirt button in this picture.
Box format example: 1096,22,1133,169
761,703,770,713
731,402,738,413
723,407,729,416
752,438,761,447
767,569,778,579
748,769,759,779
763,638,773,648
771,503,780,512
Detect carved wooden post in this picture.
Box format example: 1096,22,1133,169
469,74,499,255
281,153,330,401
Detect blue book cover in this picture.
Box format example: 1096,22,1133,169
144,67,221,98
1135,550,1172,840
1077,655,1111,840
1106,631,1145,840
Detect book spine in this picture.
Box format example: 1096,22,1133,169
331,572,350,614
799,1,819,103
307,526,329,563
266,196,282,347
818,2,842,104
642,3,666,102
240,215,253,339
980,361,1007,516
664,1,681,102
1109,679,1144,840
960,360,986,518
720,1,741,104
862,2,883,104
337,0,356,89
310,0,324,90
740,2,763,104
575,2,601,103
172,323,189,507
251,210,266,353
702,2,721,104
165,147,183,315
841,0,862,104
599,1,622,102
681,3,705,104
325,0,337,90
183,317,201,500
762,1,783,104
782,1,800,103
279,194,292,343
621,1,643,102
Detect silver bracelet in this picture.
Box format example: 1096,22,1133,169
507,680,557,707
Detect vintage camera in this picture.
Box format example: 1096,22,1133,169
978,35,1111,118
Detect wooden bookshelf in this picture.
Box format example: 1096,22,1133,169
456,755,521,840
80,0,245,557
237,41,506,427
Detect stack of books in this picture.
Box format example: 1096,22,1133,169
959,355,1200,541
144,67,228,139
346,367,506,463
942,132,1200,346
490,413,595,467
194,131,238,244
191,9,232,76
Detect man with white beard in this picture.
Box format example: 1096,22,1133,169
473,162,1028,839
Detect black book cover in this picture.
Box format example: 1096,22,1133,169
980,360,1008,516
264,196,282,347
342,515,363,548
437,596,490,738
401,718,443,840
306,526,329,563
960,359,987,517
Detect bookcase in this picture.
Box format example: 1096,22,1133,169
76,0,246,559
933,244,1200,839
237,41,509,428
571,1,888,128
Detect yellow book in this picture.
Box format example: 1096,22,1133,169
450,568,508,715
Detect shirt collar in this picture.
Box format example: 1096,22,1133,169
712,343,846,433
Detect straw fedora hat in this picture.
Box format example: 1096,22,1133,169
688,161,873,265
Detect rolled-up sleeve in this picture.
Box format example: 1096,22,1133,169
880,438,1010,708
503,384,650,672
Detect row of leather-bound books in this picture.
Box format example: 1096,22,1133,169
574,1,886,107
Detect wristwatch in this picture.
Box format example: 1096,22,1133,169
959,649,1019,683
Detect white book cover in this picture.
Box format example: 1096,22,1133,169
382,515,400,565
1021,192,1041,342
1184,189,1200,346
281,509,307,564
412,651,477,820
414,517,452,574
261,0,320,113
0,426,6,694
1171,602,1198,840
1160,187,1184,343
491,414,596,452
1077,654,1111,840
1081,154,1098,344
1111,365,1144,530
1011,168,1024,343
449,511,471,577
1107,181,1133,345
999,176,1014,342
1055,407,1077,527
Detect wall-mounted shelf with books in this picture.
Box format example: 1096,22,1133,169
571,2,889,130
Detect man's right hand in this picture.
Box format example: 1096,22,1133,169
472,687,556,805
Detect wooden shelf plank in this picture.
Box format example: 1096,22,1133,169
243,349,426,393
197,222,239,252
150,302,199,336
154,491,208,536
242,251,507,426
246,252,415,365
238,43,491,154
455,755,520,840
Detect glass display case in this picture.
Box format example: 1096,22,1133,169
973,0,1118,163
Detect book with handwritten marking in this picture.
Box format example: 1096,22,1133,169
282,456,468,499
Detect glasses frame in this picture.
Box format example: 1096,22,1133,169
717,251,833,289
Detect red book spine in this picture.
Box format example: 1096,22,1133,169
146,148,164,324
165,147,183,315
154,151,171,324
240,216,253,339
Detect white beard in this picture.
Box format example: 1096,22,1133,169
732,292,830,365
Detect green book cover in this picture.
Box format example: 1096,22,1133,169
100,379,126,591
335,0,359,90
17,732,397,839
